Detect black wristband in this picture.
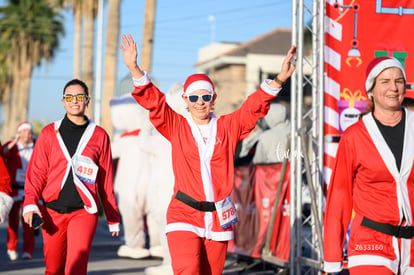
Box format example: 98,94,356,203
274,77,285,86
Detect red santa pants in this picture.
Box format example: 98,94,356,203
41,207,98,275
7,200,35,254
167,231,228,275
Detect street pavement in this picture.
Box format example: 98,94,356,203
0,217,162,275
0,216,281,274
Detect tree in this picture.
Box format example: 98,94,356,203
0,39,13,140
52,0,98,120
101,0,120,137
0,0,64,140
70,0,83,79
82,0,98,119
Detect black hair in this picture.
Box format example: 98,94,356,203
63,79,89,96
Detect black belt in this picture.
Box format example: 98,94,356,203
175,191,216,212
12,184,24,189
361,217,414,239
44,202,83,214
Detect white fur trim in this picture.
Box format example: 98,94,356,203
132,71,151,87
22,204,40,216
166,222,234,241
363,112,414,224
348,254,397,274
183,81,214,96
261,79,282,96
109,223,120,232
323,261,343,273
54,120,99,214
17,122,32,133
365,58,406,92
0,192,13,224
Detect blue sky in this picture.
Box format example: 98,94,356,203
25,0,292,122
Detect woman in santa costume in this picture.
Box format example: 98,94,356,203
3,121,36,261
23,79,120,275
121,34,296,275
323,57,414,275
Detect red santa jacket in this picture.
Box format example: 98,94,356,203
131,74,280,241
324,109,414,273
0,142,11,196
0,142,12,223
3,140,33,197
23,120,120,230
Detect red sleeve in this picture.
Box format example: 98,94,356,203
24,127,51,208
131,82,183,140
96,129,120,225
0,142,11,196
223,87,276,143
323,132,355,264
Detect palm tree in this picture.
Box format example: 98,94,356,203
70,0,83,79
0,0,64,140
101,0,120,137
49,0,97,120
0,39,14,140
82,0,98,120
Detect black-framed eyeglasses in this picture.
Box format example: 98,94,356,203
187,94,213,103
63,94,88,103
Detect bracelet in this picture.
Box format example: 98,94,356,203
274,76,285,86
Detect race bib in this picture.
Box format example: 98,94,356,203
15,169,26,185
215,195,239,229
74,156,98,184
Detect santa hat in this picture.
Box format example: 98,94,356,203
365,56,406,92
182,74,215,96
17,121,32,133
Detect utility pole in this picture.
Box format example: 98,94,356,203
141,0,156,73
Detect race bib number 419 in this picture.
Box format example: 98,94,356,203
74,156,98,184
215,195,239,229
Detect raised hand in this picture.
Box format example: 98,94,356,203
120,34,144,79
279,45,297,81
271,45,297,88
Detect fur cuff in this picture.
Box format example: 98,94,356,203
0,191,13,223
